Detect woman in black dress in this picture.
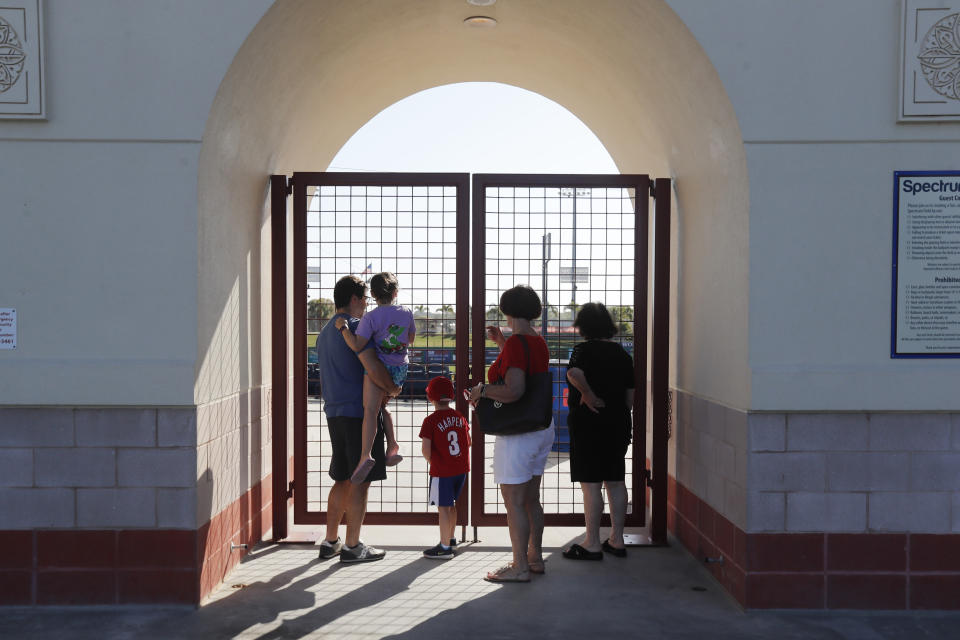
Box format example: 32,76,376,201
562,302,635,560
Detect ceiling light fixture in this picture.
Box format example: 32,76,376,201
464,15,497,28
467,0,497,6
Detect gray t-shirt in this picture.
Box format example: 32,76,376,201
317,312,370,418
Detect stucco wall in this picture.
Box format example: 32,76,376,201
0,0,271,406
671,0,960,410
2,0,958,490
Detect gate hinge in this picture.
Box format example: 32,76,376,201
649,181,657,198
285,176,294,196
286,480,295,499
642,467,653,487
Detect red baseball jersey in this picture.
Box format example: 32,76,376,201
418,408,471,478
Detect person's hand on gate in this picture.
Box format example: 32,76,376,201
467,383,483,406
485,325,506,348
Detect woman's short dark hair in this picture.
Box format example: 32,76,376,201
370,272,399,304
333,275,367,309
499,285,542,320
573,302,618,339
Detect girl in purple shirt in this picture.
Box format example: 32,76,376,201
335,272,415,483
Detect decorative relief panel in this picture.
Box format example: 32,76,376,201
0,0,44,119
900,1,960,121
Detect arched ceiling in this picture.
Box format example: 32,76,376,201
198,0,751,408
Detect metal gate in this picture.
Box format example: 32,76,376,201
271,172,670,542
291,172,471,526
470,175,669,539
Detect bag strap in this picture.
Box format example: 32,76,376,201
518,334,532,375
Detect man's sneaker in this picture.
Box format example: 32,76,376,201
318,536,342,560
423,543,455,560
339,541,386,564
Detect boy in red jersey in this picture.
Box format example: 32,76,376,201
419,376,470,559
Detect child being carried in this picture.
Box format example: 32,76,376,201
334,272,413,483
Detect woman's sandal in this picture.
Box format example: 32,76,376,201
484,563,531,583
602,540,627,558
350,458,376,484
562,544,603,561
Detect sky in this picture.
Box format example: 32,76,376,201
309,82,635,311
327,82,618,174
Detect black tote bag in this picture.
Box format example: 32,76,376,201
474,335,553,436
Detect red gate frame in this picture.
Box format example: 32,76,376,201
469,174,670,544
271,172,670,543
289,172,470,526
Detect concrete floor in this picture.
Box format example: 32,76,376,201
3,526,960,640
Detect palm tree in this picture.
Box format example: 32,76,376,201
307,298,334,332
485,306,505,322
609,305,634,336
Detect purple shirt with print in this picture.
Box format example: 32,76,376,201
355,304,414,367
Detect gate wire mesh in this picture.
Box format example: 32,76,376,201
302,179,466,520
477,182,642,521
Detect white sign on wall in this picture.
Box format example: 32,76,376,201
0,0,45,119
892,172,960,357
0,308,16,350
899,1,960,121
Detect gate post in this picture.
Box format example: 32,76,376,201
650,178,671,545
270,175,289,541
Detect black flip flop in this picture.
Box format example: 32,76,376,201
562,544,603,561
602,540,627,558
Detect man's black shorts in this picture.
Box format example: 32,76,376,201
327,412,386,482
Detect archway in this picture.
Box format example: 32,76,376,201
197,0,748,411
195,0,748,590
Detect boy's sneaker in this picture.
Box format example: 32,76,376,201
423,543,455,560
449,538,457,547
318,537,342,560
339,541,386,564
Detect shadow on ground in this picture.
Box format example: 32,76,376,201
2,536,960,639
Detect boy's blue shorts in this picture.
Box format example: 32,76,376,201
429,473,466,507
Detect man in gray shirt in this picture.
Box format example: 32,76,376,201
316,275,400,563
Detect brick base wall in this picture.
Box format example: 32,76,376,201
669,474,960,609
0,529,198,605
198,472,273,601
0,475,272,606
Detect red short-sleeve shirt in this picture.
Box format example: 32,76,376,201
418,409,471,477
487,334,550,383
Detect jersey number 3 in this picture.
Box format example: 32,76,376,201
447,431,461,456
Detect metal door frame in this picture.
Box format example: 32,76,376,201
271,172,670,543
469,174,670,544
289,172,471,526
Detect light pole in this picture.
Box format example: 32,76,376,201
561,187,590,325
541,232,552,334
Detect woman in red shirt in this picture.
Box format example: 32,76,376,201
468,285,554,583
